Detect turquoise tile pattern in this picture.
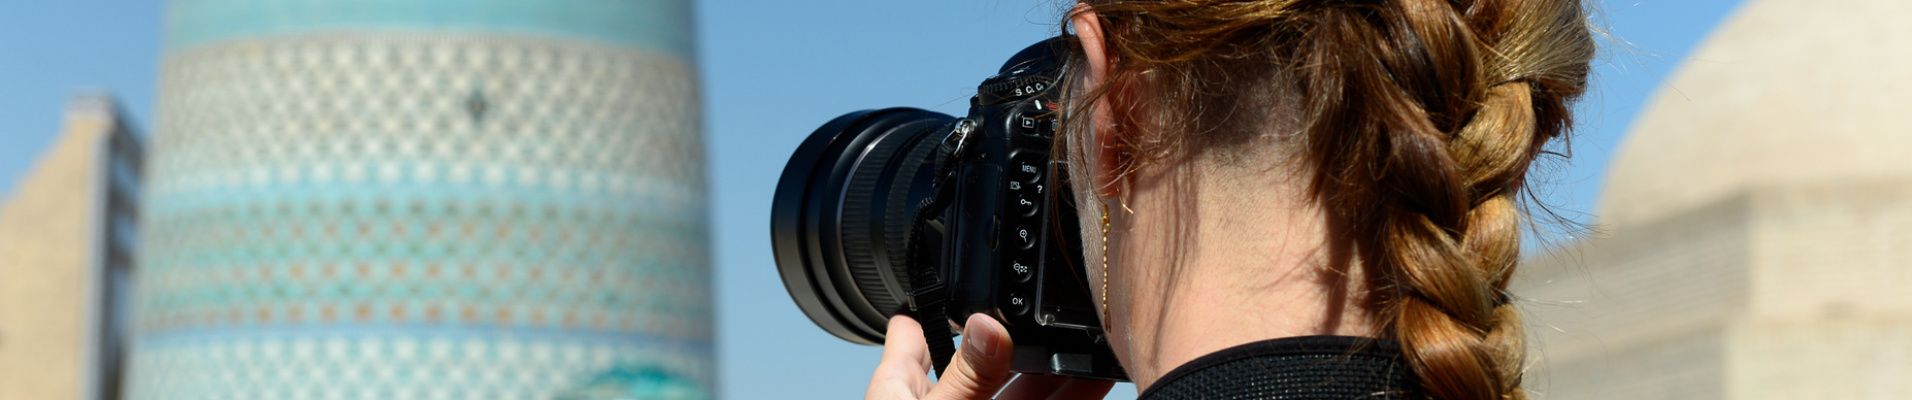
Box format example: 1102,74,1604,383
132,2,711,398
165,0,696,59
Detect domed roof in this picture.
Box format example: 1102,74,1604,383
1600,0,1912,229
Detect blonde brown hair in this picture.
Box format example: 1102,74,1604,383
1059,0,1594,398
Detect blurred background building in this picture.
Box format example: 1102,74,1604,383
5,1,1090,399
0,94,143,400
127,0,713,398
14,0,1909,399
1516,0,1912,398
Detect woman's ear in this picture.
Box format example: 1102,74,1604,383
1071,4,1124,199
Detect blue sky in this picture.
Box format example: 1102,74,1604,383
0,0,1746,398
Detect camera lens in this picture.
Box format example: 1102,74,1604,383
771,108,956,344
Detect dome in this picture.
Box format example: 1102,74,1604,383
1599,0,1912,229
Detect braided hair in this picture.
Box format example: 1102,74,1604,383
1059,0,1595,398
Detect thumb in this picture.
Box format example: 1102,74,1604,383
925,313,1015,400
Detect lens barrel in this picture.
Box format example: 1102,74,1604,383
771,108,956,344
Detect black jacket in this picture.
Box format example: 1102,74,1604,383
1137,336,1417,400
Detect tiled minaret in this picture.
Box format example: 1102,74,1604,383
131,1,713,398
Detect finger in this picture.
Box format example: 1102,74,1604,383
925,314,1016,400
867,316,933,400
1043,379,1115,400
879,315,933,373
993,374,1067,399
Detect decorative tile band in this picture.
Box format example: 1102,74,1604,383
166,0,696,58
128,329,713,399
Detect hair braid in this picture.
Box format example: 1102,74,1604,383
1063,0,1593,398
1304,1,1585,398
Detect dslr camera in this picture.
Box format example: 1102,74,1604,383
771,38,1126,381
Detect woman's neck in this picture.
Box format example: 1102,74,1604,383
1110,161,1378,389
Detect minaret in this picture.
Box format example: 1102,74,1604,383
131,1,713,398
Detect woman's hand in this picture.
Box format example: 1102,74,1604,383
866,313,1115,400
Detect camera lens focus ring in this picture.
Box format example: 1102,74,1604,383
883,133,943,282
840,123,916,315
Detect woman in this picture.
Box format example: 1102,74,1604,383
868,0,1594,398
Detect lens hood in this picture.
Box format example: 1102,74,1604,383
771,108,955,345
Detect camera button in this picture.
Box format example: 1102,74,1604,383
1010,259,1034,283
1015,100,1055,137
1016,113,1040,135
1016,113,1052,137
1008,180,1046,197
1012,225,1036,249
1015,195,1039,217
1013,225,1037,249
1011,155,1043,184
1006,292,1032,316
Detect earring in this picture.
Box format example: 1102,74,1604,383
1099,201,1111,328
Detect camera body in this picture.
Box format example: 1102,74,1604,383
770,38,1127,381
928,42,1125,380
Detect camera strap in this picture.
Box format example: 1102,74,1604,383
905,153,964,379
907,267,956,379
